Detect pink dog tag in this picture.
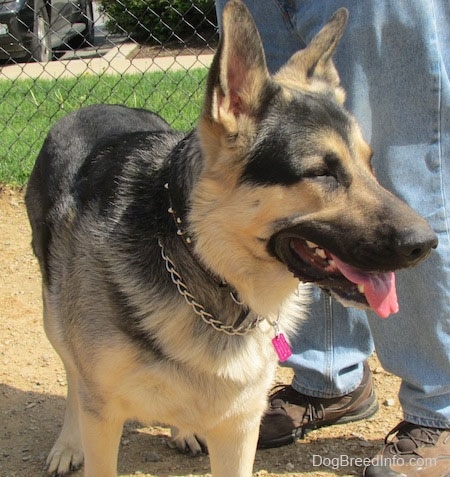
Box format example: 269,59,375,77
272,333,292,362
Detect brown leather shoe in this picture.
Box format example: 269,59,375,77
363,421,450,477
258,362,378,449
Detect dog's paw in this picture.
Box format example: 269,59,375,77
46,441,84,476
168,427,207,456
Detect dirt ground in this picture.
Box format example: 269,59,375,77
0,187,404,477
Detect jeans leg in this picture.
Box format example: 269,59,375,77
279,0,450,425
287,287,373,398
317,0,450,429
360,0,450,429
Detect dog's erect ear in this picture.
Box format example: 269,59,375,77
274,8,348,104
202,0,270,133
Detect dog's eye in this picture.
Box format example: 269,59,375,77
303,166,336,180
304,168,332,178
303,154,339,179
301,154,344,188
302,166,339,190
304,153,350,190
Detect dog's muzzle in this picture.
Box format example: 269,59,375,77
270,232,400,318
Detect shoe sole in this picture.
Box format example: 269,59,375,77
257,393,379,450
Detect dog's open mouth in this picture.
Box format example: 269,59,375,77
271,234,398,318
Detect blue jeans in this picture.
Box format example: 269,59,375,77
216,0,450,428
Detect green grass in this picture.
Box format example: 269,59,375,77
0,68,208,185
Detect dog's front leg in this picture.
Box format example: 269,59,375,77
206,419,260,477
79,407,124,477
46,364,84,475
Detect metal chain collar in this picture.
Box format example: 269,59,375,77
158,238,263,336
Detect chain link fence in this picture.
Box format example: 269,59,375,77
0,0,218,185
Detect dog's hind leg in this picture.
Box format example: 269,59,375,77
206,419,260,477
169,426,207,455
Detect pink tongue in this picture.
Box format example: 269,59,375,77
330,255,398,318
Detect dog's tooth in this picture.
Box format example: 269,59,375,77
328,259,336,267
306,241,318,249
357,284,365,294
316,248,327,259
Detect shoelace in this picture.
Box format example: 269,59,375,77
269,386,326,433
386,421,443,455
305,397,326,425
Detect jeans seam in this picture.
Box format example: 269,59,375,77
432,1,450,247
271,0,308,46
324,293,334,396
403,412,450,430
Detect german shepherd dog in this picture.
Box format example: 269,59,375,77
25,1,437,476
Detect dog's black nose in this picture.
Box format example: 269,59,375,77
396,227,438,262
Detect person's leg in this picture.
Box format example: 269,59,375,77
291,0,450,474
288,289,372,398
228,0,450,429
359,1,450,473
258,288,376,448
360,0,450,431
312,0,450,431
